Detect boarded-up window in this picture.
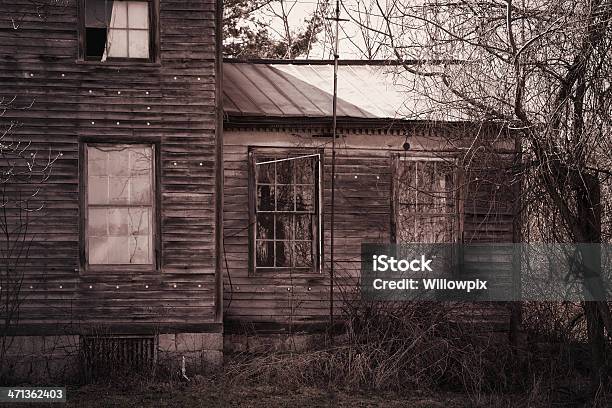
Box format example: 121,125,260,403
252,152,321,272
83,0,152,61
86,144,154,265
395,157,456,243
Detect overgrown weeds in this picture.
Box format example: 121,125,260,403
65,301,608,406
227,303,521,391
223,301,608,406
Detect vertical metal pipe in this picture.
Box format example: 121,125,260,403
330,0,340,343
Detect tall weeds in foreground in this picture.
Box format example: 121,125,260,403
225,301,609,406
226,302,525,393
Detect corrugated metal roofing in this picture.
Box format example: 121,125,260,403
223,62,466,122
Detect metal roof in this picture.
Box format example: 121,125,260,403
223,61,467,122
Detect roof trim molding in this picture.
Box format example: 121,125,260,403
223,116,487,136
223,58,467,66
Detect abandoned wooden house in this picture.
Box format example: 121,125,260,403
0,0,224,378
1,0,518,380
222,60,519,351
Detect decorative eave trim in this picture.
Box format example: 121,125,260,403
223,115,500,136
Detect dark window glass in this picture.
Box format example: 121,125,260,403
254,153,320,272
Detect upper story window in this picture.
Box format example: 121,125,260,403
84,144,156,268
250,149,322,274
81,0,157,62
394,157,458,243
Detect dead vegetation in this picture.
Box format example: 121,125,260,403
40,301,607,407
223,301,610,406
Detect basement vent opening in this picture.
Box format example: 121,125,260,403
80,335,156,379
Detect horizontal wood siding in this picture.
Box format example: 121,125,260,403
462,149,516,315
223,128,518,330
0,0,219,334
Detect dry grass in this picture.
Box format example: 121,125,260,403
227,303,523,393
62,377,547,408
34,301,609,407
222,301,610,407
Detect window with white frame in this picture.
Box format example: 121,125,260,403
251,151,322,273
85,144,155,266
83,0,154,61
395,157,457,243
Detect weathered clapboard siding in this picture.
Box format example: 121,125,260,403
222,127,518,329
0,0,221,334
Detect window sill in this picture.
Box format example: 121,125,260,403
250,270,325,279
76,59,161,68
80,267,160,276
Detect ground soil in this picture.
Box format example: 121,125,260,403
56,381,542,408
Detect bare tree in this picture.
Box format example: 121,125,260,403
223,0,331,58
340,0,388,59
343,0,612,395
0,97,60,375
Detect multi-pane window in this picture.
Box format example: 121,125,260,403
252,152,321,272
86,144,155,266
395,157,456,243
83,0,153,61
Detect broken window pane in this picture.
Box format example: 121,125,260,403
85,28,108,58
84,0,151,60
254,153,320,271
85,0,113,59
